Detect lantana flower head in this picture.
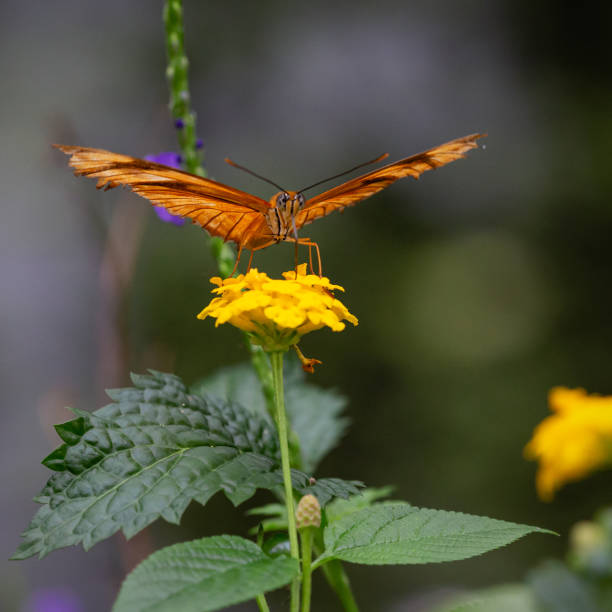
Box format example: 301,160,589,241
525,387,612,500
197,264,358,355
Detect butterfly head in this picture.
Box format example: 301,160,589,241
266,191,305,240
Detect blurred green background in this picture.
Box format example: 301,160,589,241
2,1,611,610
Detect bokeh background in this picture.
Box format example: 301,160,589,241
2,0,612,610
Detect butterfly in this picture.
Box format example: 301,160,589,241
54,133,485,275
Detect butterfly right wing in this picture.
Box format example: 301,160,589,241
54,145,273,249
295,133,485,229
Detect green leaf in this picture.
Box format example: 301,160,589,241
194,359,350,472
294,473,363,506
284,363,350,473
192,364,268,418
113,535,298,612
246,503,287,518
325,486,394,524
14,371,362,559
247,503,287,536
318,502,553,566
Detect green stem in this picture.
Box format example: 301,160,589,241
270,351,300,612
255,594,271,612
163,0,235,278
163,0,202,176
248,344,276,417
249,343,304,468
314,528,359,612
320,559,359,612
163,0,281,470
300,528,314,612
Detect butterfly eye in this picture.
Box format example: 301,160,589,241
296,194,305,209
276,192,289,207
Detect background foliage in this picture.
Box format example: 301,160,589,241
2,0,611,610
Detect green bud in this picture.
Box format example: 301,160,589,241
296,494,321,529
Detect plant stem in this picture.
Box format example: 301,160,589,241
249,344,276,418
163,0,202,176
255,594,271,612
270,351,300,612
300,528,314,612
320,560,360,612
163,0,284,478
163,0,235,278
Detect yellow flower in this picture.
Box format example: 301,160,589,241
524,387,612,500
197,265,358,354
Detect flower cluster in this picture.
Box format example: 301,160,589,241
525,387,612,500
197,265,358,353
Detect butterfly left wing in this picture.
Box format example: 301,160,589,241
54,145,272,248
295,133,485,229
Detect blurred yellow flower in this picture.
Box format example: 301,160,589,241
525,387,612,500
197,265,358,353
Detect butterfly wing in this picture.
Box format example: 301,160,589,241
54,145,272,249
295,133,485,229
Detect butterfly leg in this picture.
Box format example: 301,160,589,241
230,244,243,277
310,241,323,277
291,238,322,277
246,249,255,272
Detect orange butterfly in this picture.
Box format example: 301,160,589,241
54,133,485,275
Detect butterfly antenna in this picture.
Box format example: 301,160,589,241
297,152,389,193
225,158,286,192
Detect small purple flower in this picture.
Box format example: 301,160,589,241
196,138,203,149
144,152,186,226
26,587,82,612
174,118,185,129
145,152,182,169
153,206,186,225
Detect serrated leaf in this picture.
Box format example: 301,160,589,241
14,370,362,559
194,360,350,472
318,502,553,566
291,473,363,506
54,417,88,445
325,486,394,524
192,364,268,417
112,535,298,612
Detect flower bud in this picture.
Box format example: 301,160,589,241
295,494,321,529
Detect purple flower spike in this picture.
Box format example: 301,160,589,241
196,138,203,149
144,152,186,226
174,118,185,129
